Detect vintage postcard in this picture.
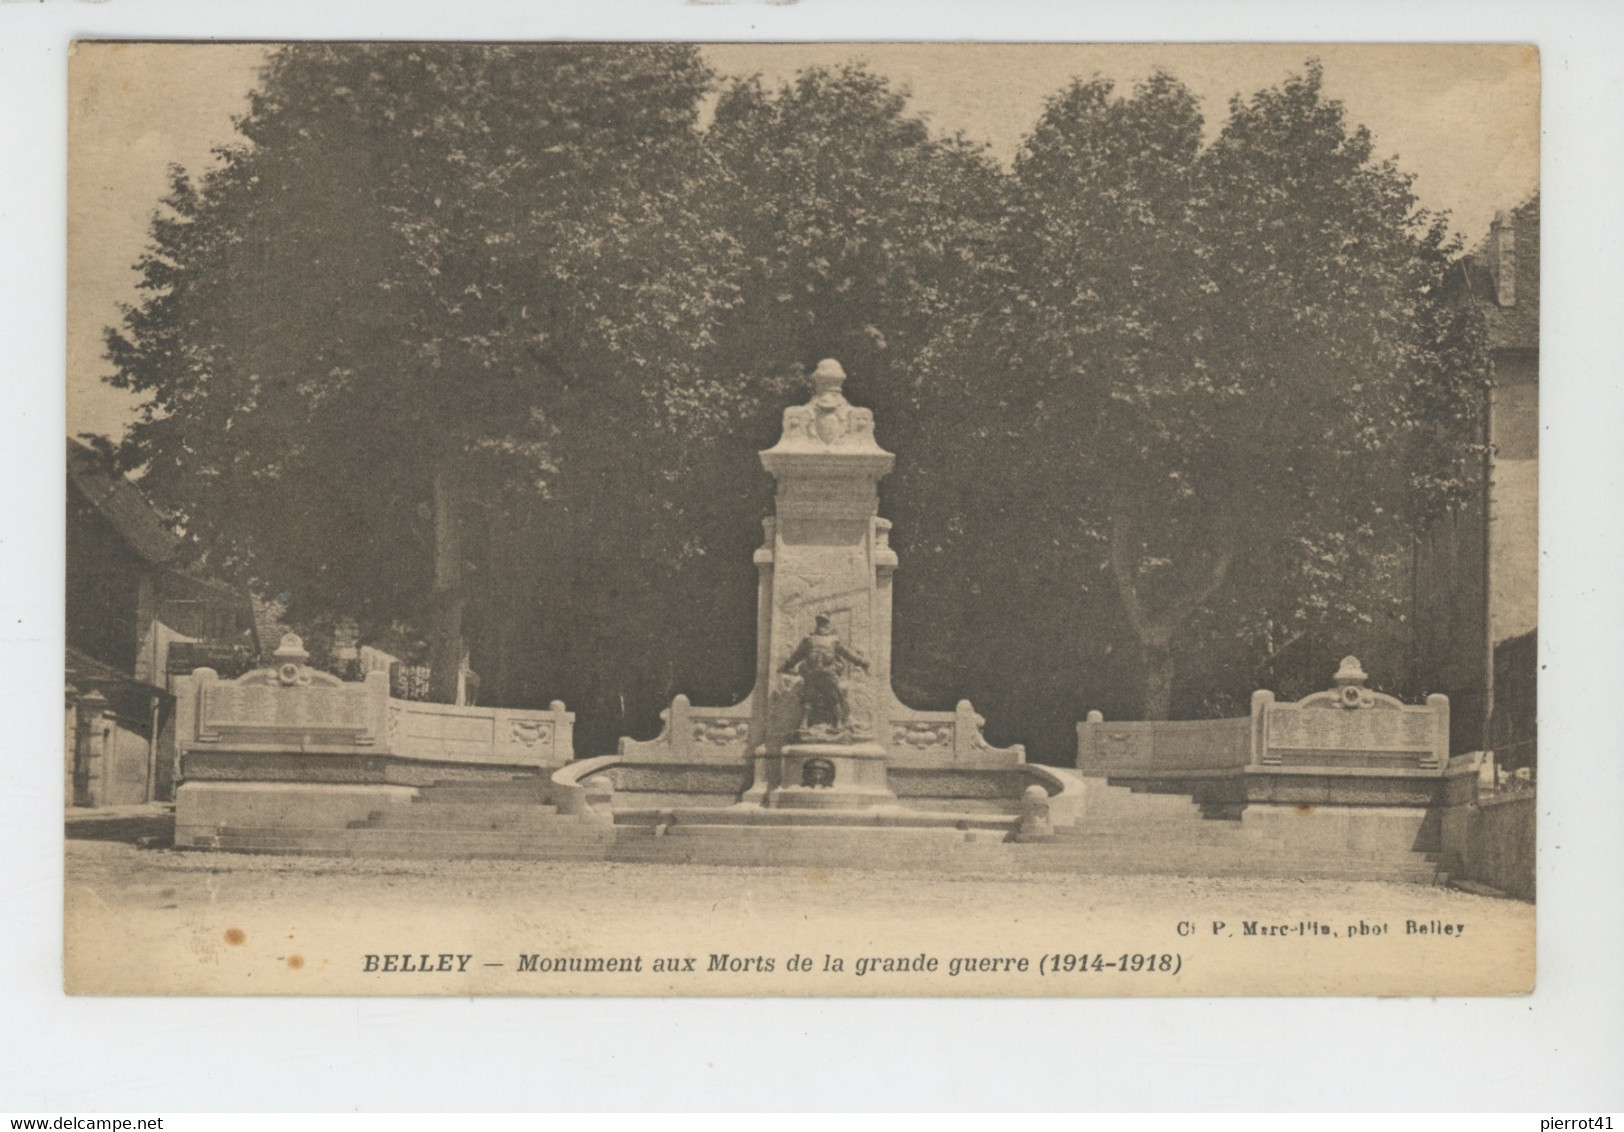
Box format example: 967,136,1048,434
64,41,1538,997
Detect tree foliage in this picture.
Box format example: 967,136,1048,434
103,51,1487,756
107,44,728,702
919,64,1487,720
697,66,1009,708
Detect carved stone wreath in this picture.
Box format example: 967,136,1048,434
892,722,951,749
693,718,750,745
510,720,554,747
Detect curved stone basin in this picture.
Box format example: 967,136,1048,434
552,755,1083,842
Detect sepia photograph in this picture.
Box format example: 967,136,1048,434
60,40,1542,999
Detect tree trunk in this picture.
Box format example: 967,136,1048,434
1139,631,1176,722
427,468,465,705
1109,512,1236,721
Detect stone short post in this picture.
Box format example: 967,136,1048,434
73,689,113,808
585,776,617,824
1016,783,1054,841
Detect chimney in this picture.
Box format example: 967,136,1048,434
1492,209,1517,307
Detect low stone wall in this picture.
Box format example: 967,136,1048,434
174,636,579,851
582,759,752,811
176,640,574,771
888,764,1081,825
617,694,755,763
1074,660,1473,872
1445,790,1536,900
887,699,1026,768
387,698,573,769
888,766,1031,813
1076,714,1250,777
1078,657,1451,783
618,694,1025,769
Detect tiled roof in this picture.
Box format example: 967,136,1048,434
65,645,167,697
66,438,181,566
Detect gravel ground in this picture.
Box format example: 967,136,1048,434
67,836,1481,910
63,834,1535,998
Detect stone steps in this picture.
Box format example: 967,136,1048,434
608,824,1016,871
197,822,1444,880
1011,838,1447,882
613,806,1017,833
356,802,570,831
412,777,554,805
189,773,1448,884
1058,819,1251,843
279,775,609,855
1066,780,1254,845
207,823,616,860
1083,789,1211,818
1037,779,1449,883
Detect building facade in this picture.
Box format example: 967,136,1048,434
66,439,256,805
1415,195,1539,766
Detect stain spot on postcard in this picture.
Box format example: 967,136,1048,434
223,928,246,946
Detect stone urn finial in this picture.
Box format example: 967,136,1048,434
1333,656,1368,687
1332,655,1374,709
272,633,314,685
812,358,847,395
274,633,310,664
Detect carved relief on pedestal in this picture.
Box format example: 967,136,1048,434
777,359,878,450
777,613,872,743
767,538,878,748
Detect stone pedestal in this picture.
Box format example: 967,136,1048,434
745,741,895,810
747,359,901,805
616,357,1025,811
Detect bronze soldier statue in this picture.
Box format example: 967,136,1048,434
779,613,870,740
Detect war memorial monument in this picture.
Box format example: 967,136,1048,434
162,359,1510,887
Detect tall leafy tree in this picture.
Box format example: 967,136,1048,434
102,50,1486,759
475,64,1009,749
106,44,727,702
921,64,1486,720
697,66,1009,708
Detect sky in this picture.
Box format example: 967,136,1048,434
67,42,1539,442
